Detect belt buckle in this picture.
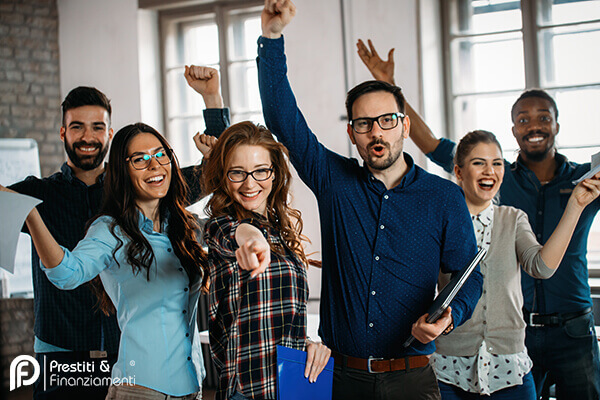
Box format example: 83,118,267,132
367,357,384,373
90,350,108,359
528,313,543,327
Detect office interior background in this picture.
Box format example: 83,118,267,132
0,0,599,394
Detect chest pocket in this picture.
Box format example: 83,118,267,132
559,187,574,209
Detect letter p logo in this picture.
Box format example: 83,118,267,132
10,355,40,391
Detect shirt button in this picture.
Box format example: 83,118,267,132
371,291,376,296
375,256,380,261
482,320,486,325
537,234,542,239
184,288,189,292
179,268,183,272
182,310,187,314
186,333,190,337
167,248,172,252
537,211,542,215
259,43,263,48
384,195,389,200
369,323,374,328
483,306,486,310
187,356,191,361
380,225,385,230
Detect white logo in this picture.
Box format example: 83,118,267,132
10,355,40,391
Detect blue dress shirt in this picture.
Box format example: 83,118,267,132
429,138,600,314
41,213,205,396
257,36,482,358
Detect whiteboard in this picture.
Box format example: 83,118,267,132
0,138,41,297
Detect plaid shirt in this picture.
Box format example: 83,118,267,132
205,215,308,400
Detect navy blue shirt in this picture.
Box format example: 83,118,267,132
429,138,600,314
257,36,482,358
9,108,230,352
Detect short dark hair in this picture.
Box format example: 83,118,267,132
61,86,112,126
454,130,503,168
511,89,558,123
345,80,405,121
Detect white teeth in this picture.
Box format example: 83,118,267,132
79,147,96,152
241,191,259,199
146,176,164,183
480,179,494,185
528,136,544,143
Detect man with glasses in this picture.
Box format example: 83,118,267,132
257,2,482,399
8,67,228,399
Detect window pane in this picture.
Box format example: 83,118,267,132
554,88,600,149
228,12,261,61
453,94,519,156
231,111,264,126
450,0,522,35
539,23,600,86
168,117,206,167
229,61,261,113
182,22,220,66
451,32,525,93
537,0,600,26
166,67,221,118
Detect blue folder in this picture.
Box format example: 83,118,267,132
276,345,334,400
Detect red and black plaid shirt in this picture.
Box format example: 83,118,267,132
205,215,308,400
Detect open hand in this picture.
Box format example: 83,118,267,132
356,39,395,85
570,172,600,209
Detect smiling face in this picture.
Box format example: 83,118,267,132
61,105,113,171
226,144,274,216
454,142,504,212
126,132,172,206
512,96,559,162
346,91,409,172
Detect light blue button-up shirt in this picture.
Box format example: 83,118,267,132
42,212,205,396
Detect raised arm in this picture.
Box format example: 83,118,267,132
258,0,332,194
356,38,442,156
539,173,600,269
184,65,223,109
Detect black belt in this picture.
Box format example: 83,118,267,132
524,307,592,327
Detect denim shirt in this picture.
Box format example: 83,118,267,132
42,212,205,396
429,138,600,314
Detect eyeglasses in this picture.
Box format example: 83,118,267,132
126,149,172,170
227,167,274,183
349,112,405,134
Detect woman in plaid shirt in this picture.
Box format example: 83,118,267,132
202,121,331,400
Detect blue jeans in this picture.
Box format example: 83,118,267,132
526,310,600,400
438,371,535,400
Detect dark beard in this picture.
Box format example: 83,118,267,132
64,140,108,171
522,147,552,162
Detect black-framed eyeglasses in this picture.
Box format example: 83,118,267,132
349,112,405,134
126,149,173,170
227,167,274,183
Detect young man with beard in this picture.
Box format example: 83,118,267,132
356,41,600,398
257,2,482,399
9,77,229,399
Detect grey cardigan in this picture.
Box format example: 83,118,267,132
435,205,555,356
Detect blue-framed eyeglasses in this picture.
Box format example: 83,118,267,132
126,149,172,170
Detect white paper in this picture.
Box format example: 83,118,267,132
573,151,600,185
0,191,42,273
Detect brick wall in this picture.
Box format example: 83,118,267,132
0,298,34,393
0,0,63,178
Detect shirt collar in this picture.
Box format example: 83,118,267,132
60,162,106,185
511,152,568,177
364,153,417,191
137,209,169,234
472,203,494,227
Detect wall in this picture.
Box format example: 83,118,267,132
57,0,142,133
0,298,34,395
0,0,62,177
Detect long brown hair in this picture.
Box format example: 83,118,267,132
91,123,208,315
202,121,310,267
